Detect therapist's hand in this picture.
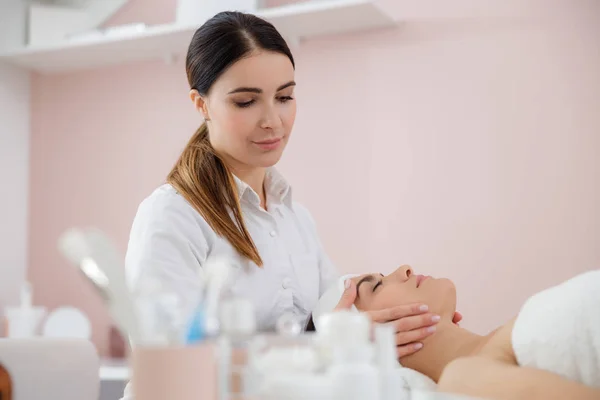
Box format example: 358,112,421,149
334,278,456,358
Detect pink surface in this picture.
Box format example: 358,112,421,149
132,344,218,400
103,0,177,27
29,1,600,355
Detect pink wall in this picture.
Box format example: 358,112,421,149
29,0,600,355
103,0,176,26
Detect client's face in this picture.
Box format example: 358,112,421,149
352,265,457,319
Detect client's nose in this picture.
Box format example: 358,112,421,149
393,265,413,282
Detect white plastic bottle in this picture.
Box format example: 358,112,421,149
375,324,406,400
329,342,381,400
326,312,381,400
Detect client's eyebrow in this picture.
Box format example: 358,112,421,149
356,275,376,298
356,274,385,299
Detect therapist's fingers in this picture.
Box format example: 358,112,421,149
393,323,437,347
366,303,430,324
391,312,440,334
397,342,425,358
333,278,358,311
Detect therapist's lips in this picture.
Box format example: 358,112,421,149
253,137,282,150
416,275,430,288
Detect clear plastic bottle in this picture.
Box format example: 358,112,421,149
218,297,257,400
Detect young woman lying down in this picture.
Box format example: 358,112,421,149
312,266,600,400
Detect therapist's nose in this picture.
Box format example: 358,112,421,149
260,104,283,130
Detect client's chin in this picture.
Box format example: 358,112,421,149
422,277,457,321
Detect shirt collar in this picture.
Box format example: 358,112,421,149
232,167,292,207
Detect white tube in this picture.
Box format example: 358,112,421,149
375,324,405,400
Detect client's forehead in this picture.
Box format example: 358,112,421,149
351,274,372,286
352,273,384,294
352,273,382,284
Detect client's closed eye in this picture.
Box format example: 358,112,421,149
373,280,382,292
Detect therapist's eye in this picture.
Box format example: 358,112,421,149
277,95,294,103
234,99,255,108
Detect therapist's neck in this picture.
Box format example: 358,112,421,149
400,320,494,382
229,164,267,208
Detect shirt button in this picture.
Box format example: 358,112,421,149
282,277,292,289
270,230,277,237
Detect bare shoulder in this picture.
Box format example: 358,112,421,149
438,316,600,400
477,317,518,363
438,318,518,393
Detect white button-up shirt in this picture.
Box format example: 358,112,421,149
124,168,339,333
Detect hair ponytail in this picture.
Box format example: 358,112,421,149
167,122,263,266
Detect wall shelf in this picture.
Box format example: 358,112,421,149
0,0,397,74
33,0,129,30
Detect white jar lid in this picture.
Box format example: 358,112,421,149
220,297,256,336
316,311,371,346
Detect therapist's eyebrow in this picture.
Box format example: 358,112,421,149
228,81,296,94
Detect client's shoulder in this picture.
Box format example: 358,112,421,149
477,318,518,364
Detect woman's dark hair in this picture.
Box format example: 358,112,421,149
167,12,295,267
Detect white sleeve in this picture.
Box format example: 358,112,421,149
125,190,210,326
294,203,339,297
316,233,340,297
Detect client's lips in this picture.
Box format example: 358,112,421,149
416,275,430,288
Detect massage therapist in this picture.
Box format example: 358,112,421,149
124,11,456,361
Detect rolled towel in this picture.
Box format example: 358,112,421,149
511,269,600,388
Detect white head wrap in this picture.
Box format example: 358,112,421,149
311,274,360,330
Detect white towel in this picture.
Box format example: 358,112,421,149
393,368,476,400
511,269,600,388
395,366,438,391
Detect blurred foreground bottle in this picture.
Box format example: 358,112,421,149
0,361,12,400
